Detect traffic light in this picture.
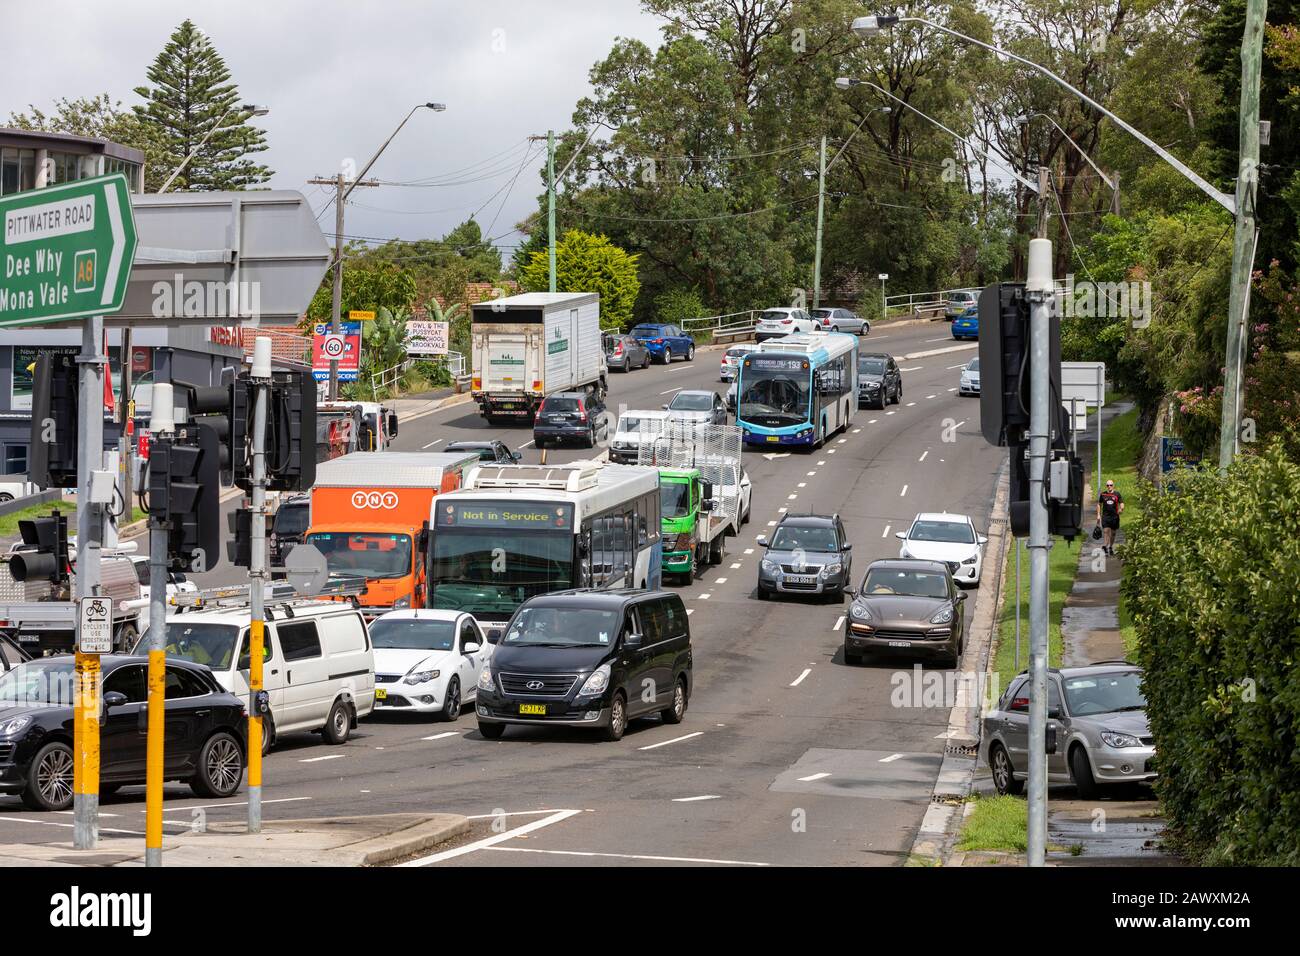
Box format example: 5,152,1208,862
978,282,1063,448
226,506,252,568
9,510,70,584
263,369,315,493
27,353,80,489
173,379,237,487
148,424,222,573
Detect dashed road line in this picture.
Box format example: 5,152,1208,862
881,524,891,537
672,795,722,803
790,668,812,687
879,753,905,763
423,731,459,741
300,754,347,763
832,615,844,630
639,731,704,751
918,451,928,463
421,437,443,449
900,484,909,497
798,772,831,782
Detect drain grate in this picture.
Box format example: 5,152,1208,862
944,743,979,757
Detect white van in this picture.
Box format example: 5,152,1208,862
608,408,672,464
139,601,375,752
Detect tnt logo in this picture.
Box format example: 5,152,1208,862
351,491,399,510
73,250,96,293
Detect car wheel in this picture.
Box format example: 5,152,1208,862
440,678,461,722
686,343,695,361
322,698,351,745
602,692,628,741
1070,745,1100,800
990,743,1023,795
190,731,245,798
660,677,687,725
893,385,902,405
114,622,138,655
478,722,506,740
586,425,596,448
22,742,74,811
643,353,651,369
0,493,12,504
662,346,672,364
709,533,726,565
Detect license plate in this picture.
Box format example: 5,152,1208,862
519,703,547,716
888,641,912,648
500,403,516,409
787,574,816,585
766,435,780,443
374,688,387,701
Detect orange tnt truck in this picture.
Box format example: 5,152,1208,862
304,451,479,614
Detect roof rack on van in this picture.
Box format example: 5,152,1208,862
168,576,368,611
468,461,603,492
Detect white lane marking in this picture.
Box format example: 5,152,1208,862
672,795,722,803
486,846,769,866
900,485,909,497
925,336,951,343
659,387,680,395
638,731,704,751
902,343,976,360
787,494,798,500
918,451,929,463
837,437,848,444
421,437,443,449
744,548,754,554
868,418,878,424
817,459,826,465
666,364,689,373
778,507,788,513
852,428,862,434
881,524,891,538
906,402,916,407
947,363,967,370
900,366,924,372
300,754,347,763
797,482,807,488
947,387,957,392
729,562,742,569
798,772,832,782
401,808,583,867
806,470,817,476
55,811,119,818
423,731,459,741
885,411,895,416
828,449,836,454
686,609,694,615
715,577,728,584
926,394,937,399
698,593,711,600
465,809,577,819
156,796,312,814
520,439,536,448
879,753,905,763
832,615,845,630
790,668,812,687
767,520,777,526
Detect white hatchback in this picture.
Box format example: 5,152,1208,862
369,610,491,720
896,512,988,586
754,307,817,341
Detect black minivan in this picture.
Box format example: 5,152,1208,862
475,589,692,742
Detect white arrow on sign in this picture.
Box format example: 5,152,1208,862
101,182,127,307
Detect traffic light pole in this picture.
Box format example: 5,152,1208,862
144,385,173,868
73,314,106,851
248,338,272,833
1026,234,1054,868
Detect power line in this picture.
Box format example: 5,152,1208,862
576,194,819,223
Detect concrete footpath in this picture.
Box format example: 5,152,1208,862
0,813,469,867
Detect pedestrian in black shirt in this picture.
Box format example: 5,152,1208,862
1097,480,1124,555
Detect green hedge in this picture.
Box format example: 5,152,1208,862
1123,443,1300,865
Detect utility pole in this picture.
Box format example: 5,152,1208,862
73,315,106,851
247,337,271,832
813,136,827,309
1219,0,1267,471
1025,163,1053,868
307,176,379,401
547,130,557,292
143,384,173,868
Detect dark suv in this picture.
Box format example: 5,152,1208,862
475,589,693,742
270,495,310,573
859,352,902,409
756,513,853,601
533,391,609,449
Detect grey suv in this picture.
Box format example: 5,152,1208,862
756,514,852,601
981,662,1156,799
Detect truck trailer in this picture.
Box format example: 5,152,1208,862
470,292,607,423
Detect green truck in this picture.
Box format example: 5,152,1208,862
658,466,737,582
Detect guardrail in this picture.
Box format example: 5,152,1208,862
682,310,759,339
372,351,468,398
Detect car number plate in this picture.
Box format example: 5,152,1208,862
766,435,780,442
519,703,547,716
888,640,912,648
787,574,817,584
374,688,387,701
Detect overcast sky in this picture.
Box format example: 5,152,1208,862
2,0,664,258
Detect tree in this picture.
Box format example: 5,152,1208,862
519,230,641,329
8,94,171,191
133,19,272,191
305,263,417,326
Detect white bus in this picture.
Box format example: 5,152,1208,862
735,332,859,449
427,461,662,639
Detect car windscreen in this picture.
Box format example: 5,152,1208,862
504,606,622,647
770,525,838,553
0,659,76,706
669,392,713,411
811,309,832,318
273,502,310,536
909,521,975,544
307,532,412,579
660,481,691,518
369,617,456,651
759,310,791,323
137,621,242,671
860,358,886,374
967,358,980,370
541,398,580,413
1063,671,1146,716
860,568,949,598
726,348,753,358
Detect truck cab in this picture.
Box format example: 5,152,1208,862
658,468,714,582
315,401,399,462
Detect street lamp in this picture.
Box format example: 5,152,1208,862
1015,112,1117,194
157,103,269,193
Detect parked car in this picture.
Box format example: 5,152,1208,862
446,440,522,464
959,357,981,396
609,409,671,464
474,589,693,742
719,344,758,381
812,307,870,335
533,391,609,449
270,494,311,572
756,513,853,601
369,609,491,721
951,304,979,339
724,381,737,414
663,389,728,425
139,602,374,753
755,307,816,341
945,288,978,318
858,353,902,409
629,323,695,364
0,476,39,504
603,332,651,372
896,512,987,586
843,559,966,666
982,662,1156,799
0,655,246,811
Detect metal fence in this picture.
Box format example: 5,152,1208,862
371,350,468,398
682,310,760,340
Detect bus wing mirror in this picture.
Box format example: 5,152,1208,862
387,413,399,437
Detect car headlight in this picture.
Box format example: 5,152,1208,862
404,668,440,685
962,555,978,565
477,665,494,692
930,606,954,624
392,595,412,610
761,558,778,573
0,716,32,736
822,562,842,576
850,603,872,620
578,663,611,697
1100,731,1142,749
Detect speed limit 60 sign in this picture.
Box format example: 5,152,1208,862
322,334,346,358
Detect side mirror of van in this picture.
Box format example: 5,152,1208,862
700,498,715,514
623,632,643,650
387,413,399,437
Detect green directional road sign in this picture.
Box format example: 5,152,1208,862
0,173,137,327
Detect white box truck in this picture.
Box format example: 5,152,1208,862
470,292,608,423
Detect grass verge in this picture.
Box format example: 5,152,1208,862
956,794,1028,853
0,500,142,539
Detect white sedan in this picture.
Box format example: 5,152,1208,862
368,610,491,720
896,512,988,586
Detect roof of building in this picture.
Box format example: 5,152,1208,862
0,126,145,164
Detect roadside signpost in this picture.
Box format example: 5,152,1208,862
76,597,113,653
313,321,361,381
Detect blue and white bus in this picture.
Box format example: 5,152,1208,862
735,333,859,448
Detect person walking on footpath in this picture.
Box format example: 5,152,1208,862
1097,479,1124,556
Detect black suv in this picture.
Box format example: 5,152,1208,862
533,391,609,449
859,353,902,409
475,589,693,742
270,495,310,574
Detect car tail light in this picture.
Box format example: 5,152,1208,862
653,338,665,344
1011,697,1030,711
822,318,831,326
578,404,588,422
780,319,792,325
614,342,623,355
